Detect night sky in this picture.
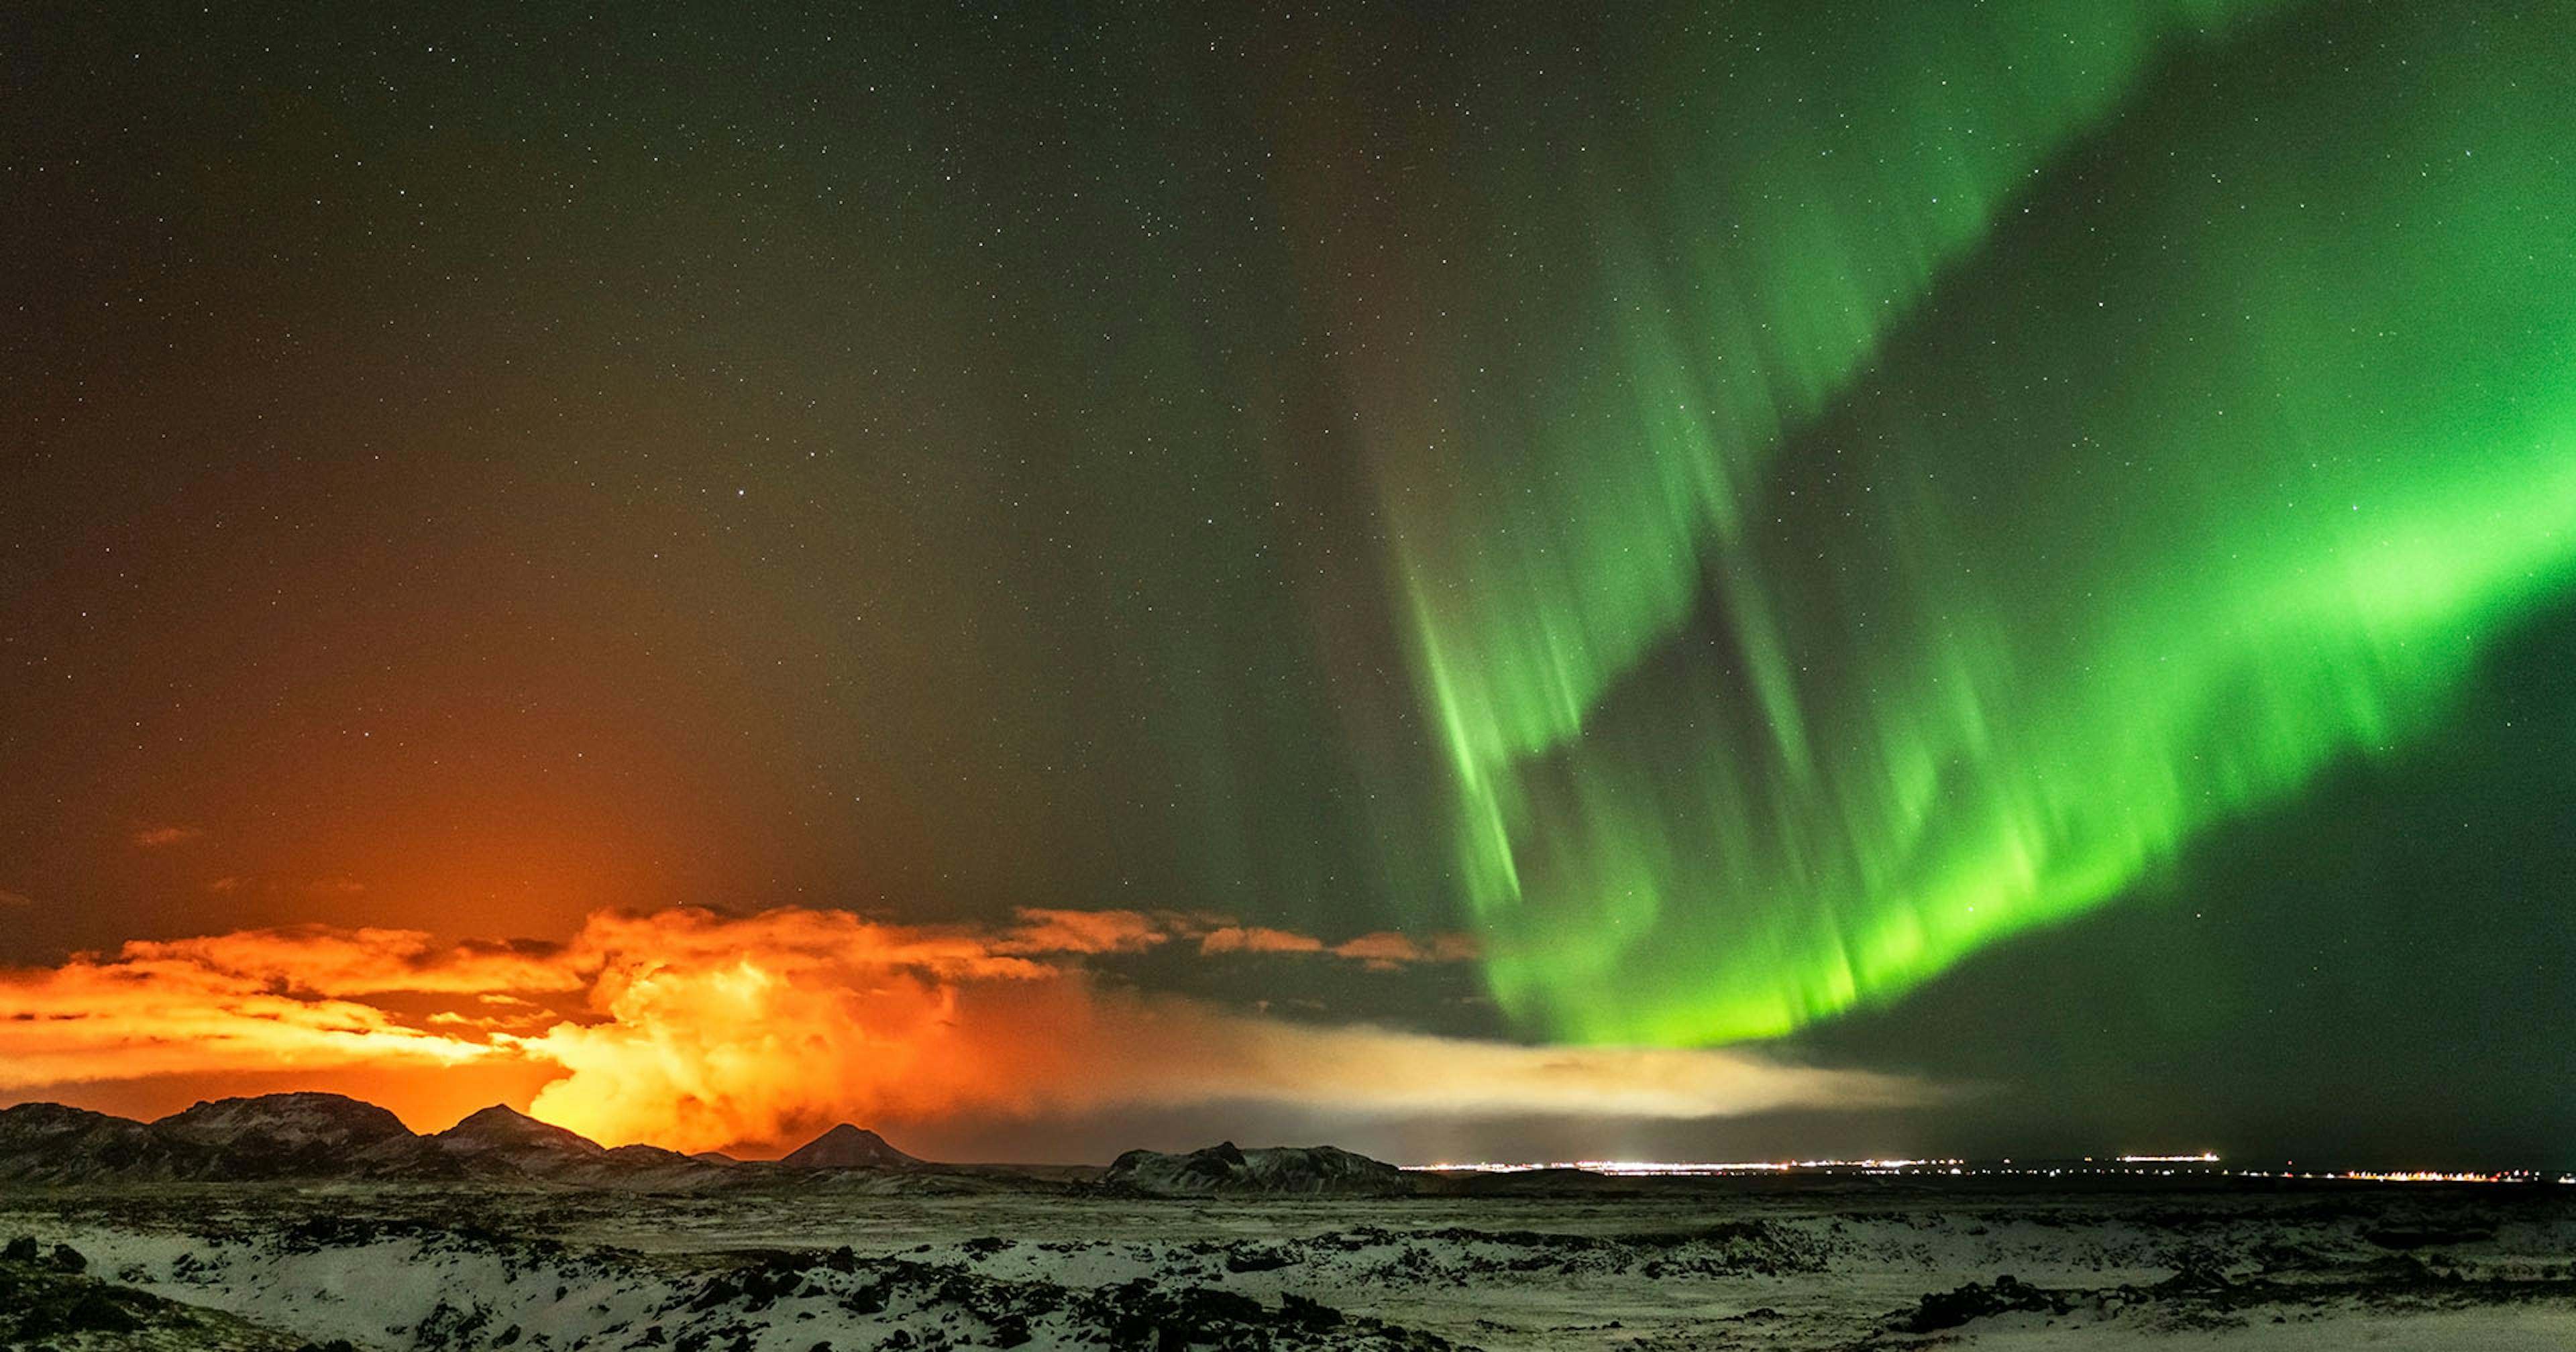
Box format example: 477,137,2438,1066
5,1,2572,1166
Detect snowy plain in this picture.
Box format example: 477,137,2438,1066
5,1176,2574,1350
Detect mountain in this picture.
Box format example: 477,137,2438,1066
780,1123,920,1169
154,1092,417,1180
0,1092,419,1184
427,1104,609,1181
0,1103,168,1184
424,1105,733,1186
1101,1141,1413,1197
606,1142,708,1169
1,1092,1400,1200
433,1105,606,1162
0,1093,943,1188
0,1094,704,1187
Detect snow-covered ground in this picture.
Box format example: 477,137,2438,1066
5,1182,2572,1349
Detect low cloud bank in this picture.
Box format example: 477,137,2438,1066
1,905,1936,1153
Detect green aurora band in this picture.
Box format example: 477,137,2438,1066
1343,1,2576,1041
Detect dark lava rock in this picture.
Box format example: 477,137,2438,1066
63,1290,142,1333
1224,1245,1297,1273
1893,1274,2071,1333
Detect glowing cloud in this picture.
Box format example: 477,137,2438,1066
0,952,495,1090
0,906,1933,1153
992,907,1175,955
1199,925,1326,956
115,927,580,997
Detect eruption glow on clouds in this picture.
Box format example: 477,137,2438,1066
0,906,1927,1153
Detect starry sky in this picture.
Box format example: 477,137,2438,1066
5,1,2573,1166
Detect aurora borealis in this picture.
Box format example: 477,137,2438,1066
5,1,2574,1163
1395,0,2576,1044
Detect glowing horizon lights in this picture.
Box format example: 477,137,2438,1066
1412,1157,1960,1176
1409,1159,2571,1183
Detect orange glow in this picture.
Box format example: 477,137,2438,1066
1199,925,1326,955
0,906,1932,1154
991,907,1177,954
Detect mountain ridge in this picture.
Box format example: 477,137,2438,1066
0,1094,926,1188
0,1093,1409,1195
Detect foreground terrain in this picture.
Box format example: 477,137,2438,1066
5,1176,2573,1351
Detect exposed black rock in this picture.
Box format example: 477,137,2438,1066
1889,1274,2072,1333
0,1231,217,1344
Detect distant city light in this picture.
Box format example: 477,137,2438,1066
1407,1156,2570,1184
1411,1158,1959,1176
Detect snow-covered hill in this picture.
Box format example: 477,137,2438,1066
1102,1141,1413,1196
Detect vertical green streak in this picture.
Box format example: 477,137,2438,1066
1389,0,2296,801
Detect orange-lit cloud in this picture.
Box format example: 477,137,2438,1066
992,907,1175,955
0,889,30,909
1200,923,1477,966
130,825,206,848
1332,932,1424,964
0,906,1936,1153
116,925,582,997
0,951,494,1090
1330,930,1485,967
1200,925,1326,955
